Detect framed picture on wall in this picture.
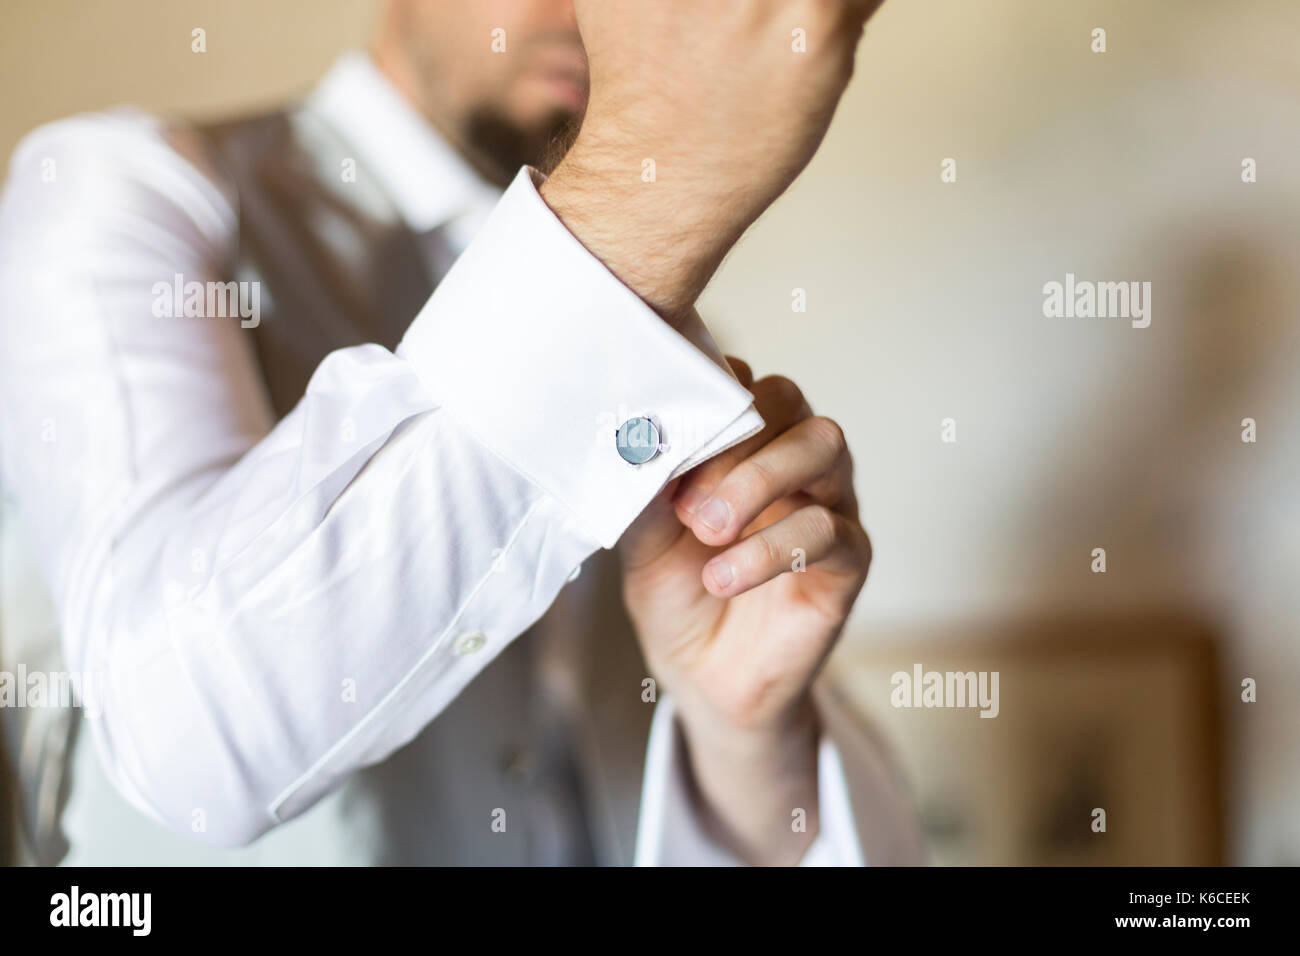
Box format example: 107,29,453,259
833,614,1224,865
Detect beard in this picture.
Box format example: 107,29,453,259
463,102,585,186
400,21,588,187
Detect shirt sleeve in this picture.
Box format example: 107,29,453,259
633,691,874,866
0,110,762,846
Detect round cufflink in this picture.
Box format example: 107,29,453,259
615,415,668,465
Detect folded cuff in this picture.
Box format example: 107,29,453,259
398,167,763,548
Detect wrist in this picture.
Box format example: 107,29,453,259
676,689,819,769
538,131,751,325
674,692,821,865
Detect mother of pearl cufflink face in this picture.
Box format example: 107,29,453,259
615,416,667,465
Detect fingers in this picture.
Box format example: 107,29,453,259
675,374,812,518
675,365,870,601
702,504,871,600
683,415,855,547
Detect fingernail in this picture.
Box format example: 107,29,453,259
706,559,735,590
697,497,731,533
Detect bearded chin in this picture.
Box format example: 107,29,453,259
465,104,584,184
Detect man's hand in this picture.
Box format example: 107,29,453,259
619,360,872,865
542,0,885,324
536,1,885,862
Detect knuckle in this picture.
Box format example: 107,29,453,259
753,527,784,571
847,519,872,567
756,374,805,411
736,455,777,503
803,503,838,544
806,415,846,456
800,0,858,42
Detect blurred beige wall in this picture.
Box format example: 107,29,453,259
0,0,382,160
1,0,1296,864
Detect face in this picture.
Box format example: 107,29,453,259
380,0,588,182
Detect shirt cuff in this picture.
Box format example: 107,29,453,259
396,166,764,549
633,694,867,866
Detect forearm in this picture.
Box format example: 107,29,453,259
539,139,749,327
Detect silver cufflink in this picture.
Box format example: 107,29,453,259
615,415,668,465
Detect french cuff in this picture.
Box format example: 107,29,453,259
632,694,867,866
397,166,764,549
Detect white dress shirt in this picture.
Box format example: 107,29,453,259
0,52,908,865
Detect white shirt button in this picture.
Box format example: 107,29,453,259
567,564,582,582
452,630,486,655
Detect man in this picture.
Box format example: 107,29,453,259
0,0,921,865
